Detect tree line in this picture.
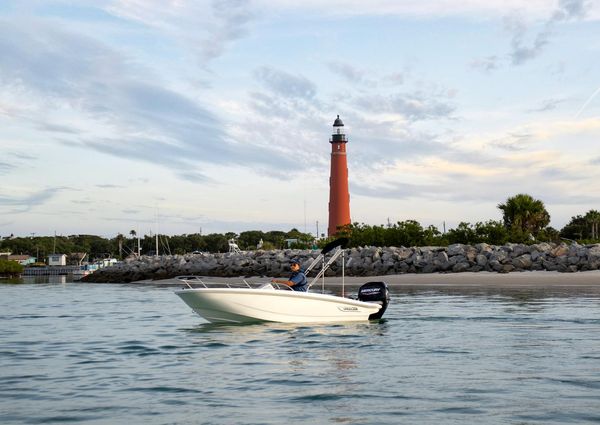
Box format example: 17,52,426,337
1,194,599,261
0,229,316,261
340,194,598,247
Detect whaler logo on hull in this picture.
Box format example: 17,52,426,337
338,306,359,312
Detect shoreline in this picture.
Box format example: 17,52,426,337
339,270,600,288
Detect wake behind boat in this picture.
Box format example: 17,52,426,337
175,238,390,324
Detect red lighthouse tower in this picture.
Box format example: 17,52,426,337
328,115,351,236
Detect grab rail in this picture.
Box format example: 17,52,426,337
175,276,292,291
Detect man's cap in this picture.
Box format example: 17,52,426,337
290,259,301,265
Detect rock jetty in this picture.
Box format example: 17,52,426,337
81,242,600,283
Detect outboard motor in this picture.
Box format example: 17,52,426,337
358,282,390,320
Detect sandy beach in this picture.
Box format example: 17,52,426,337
337,270,600,288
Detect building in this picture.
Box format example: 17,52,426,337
48,254,67,266
328,115,351,236
284,238,299,248
3,254,36,265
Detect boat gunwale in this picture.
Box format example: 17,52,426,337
174,287,382,310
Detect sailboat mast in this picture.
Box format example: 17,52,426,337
155,209,159,257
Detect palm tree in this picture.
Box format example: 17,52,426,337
129,230,139,256
585,210,600,240
498,194,550,236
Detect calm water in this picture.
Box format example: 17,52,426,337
1,278,600,424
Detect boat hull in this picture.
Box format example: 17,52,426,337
175,288,382,324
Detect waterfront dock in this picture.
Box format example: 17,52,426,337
23,266,82,276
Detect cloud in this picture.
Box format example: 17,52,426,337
352,91,456,121
383,72,405,85
252,0,600,21
200,0,255,63
504,14,549,65
0,18,298,180
351,180,446,201
470,55,500,72
0,152,40,176
36,122,82,134
351,162,600,206
103,0,256,65
0,161,15,175
0,18,124,97
347,122,449,163
254,67,317,100
528,98,567,112
506,0,590,66
95,184,124,189
327,61,371,85
178,171,213,184
489,132,533,151
9,152,37,161
233,65,337,174
328,62,405,88
0,187,67,212
552,0,589,20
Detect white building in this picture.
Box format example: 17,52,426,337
48,254,67,266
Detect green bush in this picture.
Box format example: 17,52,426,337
0,259,24,275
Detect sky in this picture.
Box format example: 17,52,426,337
1,0,600,238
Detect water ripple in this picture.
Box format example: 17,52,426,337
1,282,600,424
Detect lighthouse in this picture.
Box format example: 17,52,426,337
328,115,351,236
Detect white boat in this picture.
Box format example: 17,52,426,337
175,238,390,324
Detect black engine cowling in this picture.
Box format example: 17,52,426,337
358,281,390,320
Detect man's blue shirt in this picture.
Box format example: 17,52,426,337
289,270,308,292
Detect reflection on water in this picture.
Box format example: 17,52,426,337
2,275,70,285
1,281,600,424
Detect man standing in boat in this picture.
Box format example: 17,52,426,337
271,259,308,292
